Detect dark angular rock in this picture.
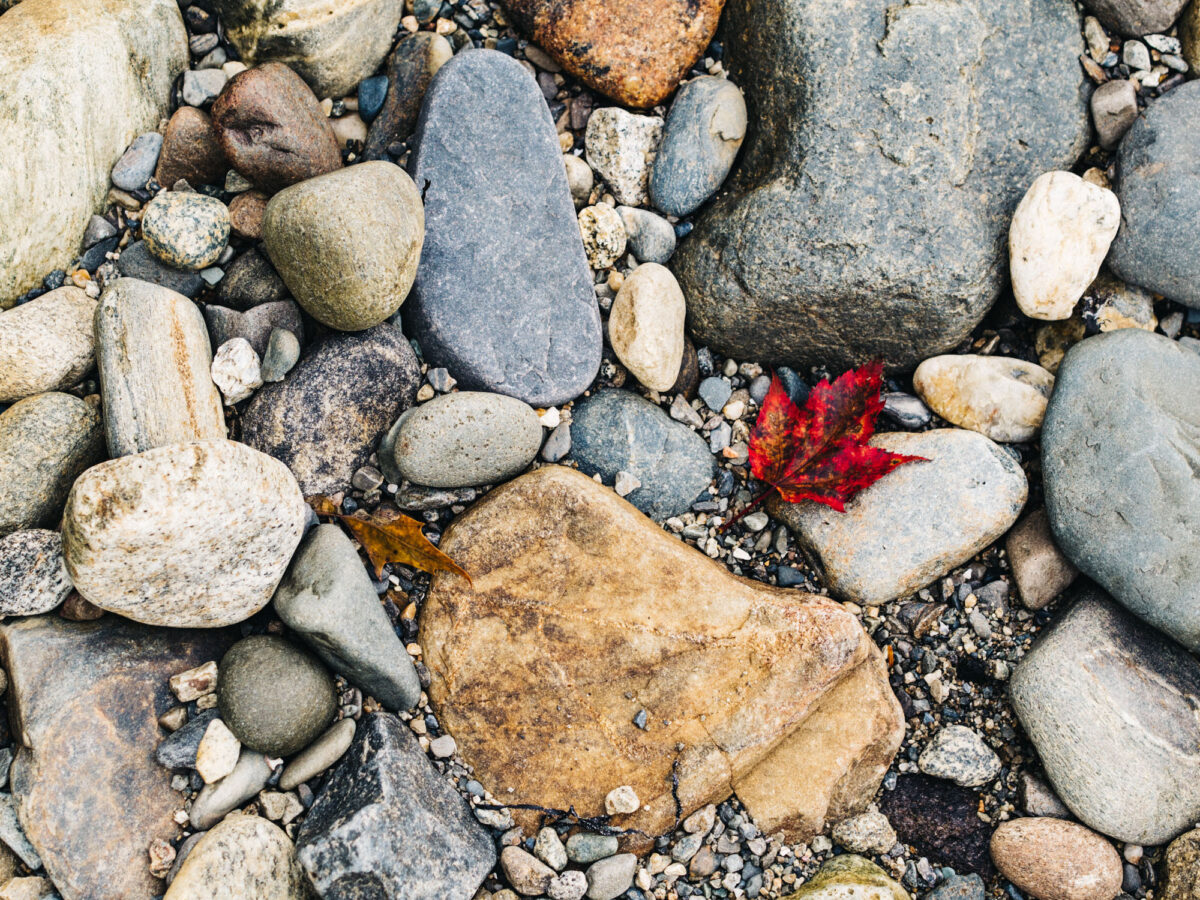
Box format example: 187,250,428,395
295,712,496,900
155,708,219,770
362,33,452,160
1109,82,1200,309
878,774,995,877
569,389,715,520
1043,330,1200,651
406,50,601,407
203,300,304,358
241,324,420,494
673,0,1091,371
216,248,288,311
116,241,204,299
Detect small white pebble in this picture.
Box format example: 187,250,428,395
430,734,457,758
605,784,640,815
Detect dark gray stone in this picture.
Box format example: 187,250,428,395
216,248,288,311
1042,329,1200,651
241,324,419,494
203,300,303,358
1010,589,1200,845
295,712,496,900
1081,0,1188,35
274,524,421,711
927,874,986,900
111,133,163,192
155,708,219,770
406,49,601,407
673,0,1090,371
116,240,204,299
0,530,71,616
363,32,451,160
217,634,338,757
569,390,714,520
1109,82,1200,308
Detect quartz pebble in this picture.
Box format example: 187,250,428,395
194,718,240,783
564,155,594,209
534,828,568,872
918,725,1001,787
831,808,897,856
584,108,663,206
604,785,640,815
608,263,686,391
210,337,262,404
990,818,1122,900
912,355,1055,442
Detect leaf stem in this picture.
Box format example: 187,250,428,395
719,487,776,533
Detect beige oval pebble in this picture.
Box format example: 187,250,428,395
913,355,1054,443
990,818,1122,900
1010,171,1120,321
0,286,96,403
608,263,685,391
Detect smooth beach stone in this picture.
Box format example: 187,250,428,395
203,300,304,358
95,278,226,457
1009,589,1200,845
278,718,355,790
608,263,686,391
406,50,601,408
1006,507,1079,610
189,749,273,830
650,76,746,217
211,62,342,194
156,107,227,188
0,393,104,538
912,355,1055,442
0,531,71,616
1109,82,1200,308
62,440,308,628
617,206,676,264
163,815,310,900
214,0,405,98
241,325,420,494
990,818,1122,900
772,430,1027,605
229,190,269,240
141,190,230,270
917,725,1001,788
273,525,421,711
672,0,1090,371
0,0,186,306
262,162,424,331
115,240,205,298
1091,79,1139,151
217,248,287,311
1081,0,1188,34
1042,330,1200,651
362,32,453,159
782,855,909,900
110,132,162,192
569,390,715,519
260,329,300,383
0,287,96,403
217,635,337,757
382,391,542,489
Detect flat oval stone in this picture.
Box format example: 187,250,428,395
62,440,308,628
912,355,1055,443
111,132,163,192
990,818,1122,900
0,392,105,537
772,429,1027,605
406,50,601,408
262,161,424,331
1010,589,1200,845
650,76,747,218
0,286,96,403
141,190,230,270
164,815,310,900
382,391,542,489
1042,329,1200,651
241,325,420,494
608,263,686,391
279,718,355,790
569,389,715,520
0,530,72,616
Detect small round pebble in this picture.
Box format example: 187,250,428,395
429,734,456,758
500,846,555,896
357,75,389,123
141,190,230,270
604,785,640,815
534,827,568,872
549,870,589,900
260,328,301,383
585,853,637,900
564,154,594,209
608,263,686,391
831,808,897,855
578,204,627,270
918,725,1001,787
566,833,619,864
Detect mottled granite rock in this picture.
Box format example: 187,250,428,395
0,531,71,617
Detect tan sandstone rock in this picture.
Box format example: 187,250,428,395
608,263,686,392
0,287,96,403
912,355,1055,443
164,814,311,900
420,465,903,842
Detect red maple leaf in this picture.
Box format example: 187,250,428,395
725,360,926,528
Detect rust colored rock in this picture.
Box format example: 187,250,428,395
156,107,227,188
990,818,1123,900
420,465,903,839
502,0,725,108
0,616,231,900
228,190,270,241
211,63,342,194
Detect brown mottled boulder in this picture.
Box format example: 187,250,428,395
420,466,903,840
155,107,227,188
502,0,725,108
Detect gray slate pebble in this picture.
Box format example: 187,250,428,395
569,390,715,520
260,328,300,383
111,133,163,191
698,376,732,412
203,300,303,358
617,206,676,264
541,422,571,463
116,241,204,298
927,874,986,900
565,833,619,864
189,748,274,830
0,530,72,616
155,708,219,770
279,718,355,790
586,853,637,900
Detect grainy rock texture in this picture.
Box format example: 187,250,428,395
0,0,186,306
95,278,226,458
673,0,1091,371
0,616,229,900
0,287,96,403
1042,330,1200,651
420,466,903,841
501,0,725,107
1010,589,1200,845
783,855,909,900
1081,0,1189,34
362,32,453,159
0,531,71,617
241,325,420,494
163,815,310,900
214,0,405,98
585,108,663,207
62,440,307,628
406,50,601,407
989,818,1122,900
879,775,995,877
1164,828,1200,900
773,430,1027,605
912,356,1055,443
141,191,230,271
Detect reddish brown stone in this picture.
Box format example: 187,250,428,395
211,62,342,194
155,107,227,188
228,190,270,240
503,0,726,108
57,592,104,622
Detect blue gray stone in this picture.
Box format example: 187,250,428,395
111,133,163,191
406,50,601,407
117,241,204,298
617,206,676,264
569,390,714,520
155,708,219,770
204,301,304,358
358,75,388,123
697,376,731,412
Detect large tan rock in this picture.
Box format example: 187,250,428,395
420,466,903,840
164,815,310,900
0,287,96,403
0,0,186,306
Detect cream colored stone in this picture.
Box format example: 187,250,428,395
608,263,685,391
195,718,241,783
211,337,263,405
1010,171,1120,321
0,0,186,306
990,818,1122,900
164,815,310,900
0,287,96,402
913,355,1055,443
420,466,903,840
